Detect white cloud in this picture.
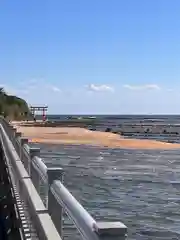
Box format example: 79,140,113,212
49,86,61,92
86,84,114,92
4,79,180,114
123,84,160,91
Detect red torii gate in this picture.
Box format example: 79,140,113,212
30,106,48,121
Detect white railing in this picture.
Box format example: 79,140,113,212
0,117,128,240
0,119,62,240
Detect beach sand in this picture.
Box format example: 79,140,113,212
14,125,180,150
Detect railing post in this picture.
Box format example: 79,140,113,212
47,168,64,237
15,132,22,155
20,138,28,163
10,127,17,141
29,147,40,177
93,222,127,240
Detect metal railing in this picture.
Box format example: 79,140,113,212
0,117,128,240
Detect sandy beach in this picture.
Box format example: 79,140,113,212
14,125,180,150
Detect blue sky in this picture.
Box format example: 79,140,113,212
0,0,180,114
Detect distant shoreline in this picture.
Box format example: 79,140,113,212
12,122,180,150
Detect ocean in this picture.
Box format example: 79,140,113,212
37,115,180,239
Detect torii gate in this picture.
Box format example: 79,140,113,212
30,106,48,121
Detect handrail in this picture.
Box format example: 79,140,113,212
0,117,128,239
32,155,47,182
51,180,127,240
51,180,97,240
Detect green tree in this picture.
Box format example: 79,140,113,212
0,87,30,120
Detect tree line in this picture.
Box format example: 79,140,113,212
0,88,30,120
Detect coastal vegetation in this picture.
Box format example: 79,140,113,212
0,88,30,120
